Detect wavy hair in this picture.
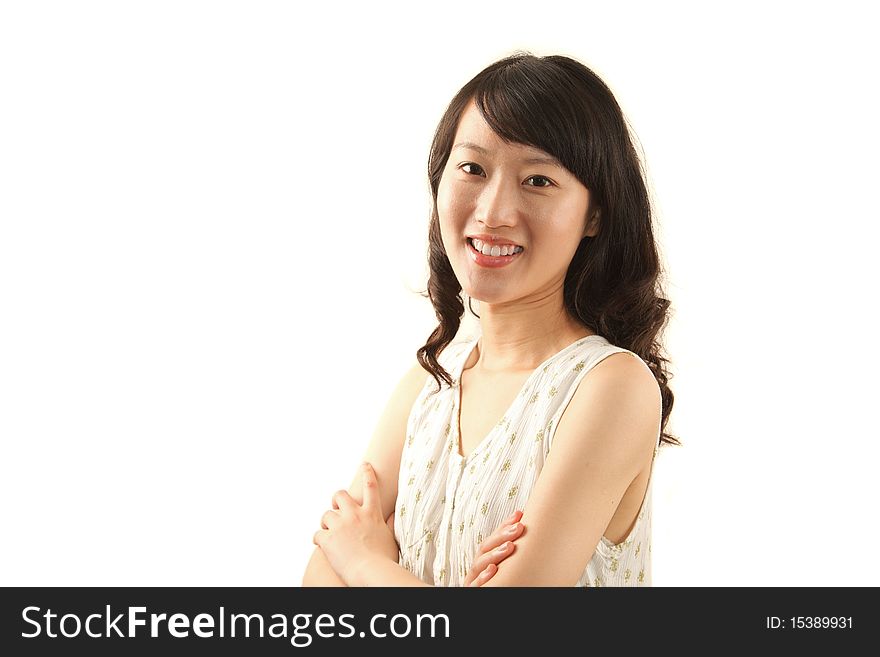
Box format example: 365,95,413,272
415,52,679,448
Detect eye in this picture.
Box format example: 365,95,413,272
460,162,485,176
525,175,554,188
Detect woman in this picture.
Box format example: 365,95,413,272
303,51,678,587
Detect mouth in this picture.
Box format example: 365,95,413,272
466,237,524,257
466,237,524,268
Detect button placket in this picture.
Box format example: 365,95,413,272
436,450,468,585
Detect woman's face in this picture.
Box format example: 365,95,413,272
437,99,597,306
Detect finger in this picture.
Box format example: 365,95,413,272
468,563,497,587
332,489,356,512
478,521,524,555
481,510,521,541
504,510,523,525
470,540,516,579
320,509,340,530
361,462,381,514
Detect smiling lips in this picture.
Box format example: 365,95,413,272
466,237,523,268
468,237,523,256
467,232,523,248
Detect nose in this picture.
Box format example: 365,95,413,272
474,175,521,229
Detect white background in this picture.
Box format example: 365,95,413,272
1,1,877,586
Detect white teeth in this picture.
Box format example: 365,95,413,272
470,238,523,257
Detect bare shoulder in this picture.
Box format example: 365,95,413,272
373,359,431,442
396,360,432,407
590,350,659,394
558,350,661,464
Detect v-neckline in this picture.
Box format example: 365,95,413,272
450,333,604,464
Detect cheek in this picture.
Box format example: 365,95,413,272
436,185,457,252
437,184,469,250
438,174,472,219
436,179,455,223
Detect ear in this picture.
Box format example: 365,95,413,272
583,208,601,238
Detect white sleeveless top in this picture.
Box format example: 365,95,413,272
394,331,659,587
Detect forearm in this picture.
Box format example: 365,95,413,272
349,557,431,587
302,547,347,587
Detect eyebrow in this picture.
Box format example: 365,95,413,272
452,141,564,169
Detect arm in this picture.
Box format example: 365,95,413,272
302,546,346,587
344,513,526,584
351,558,431,586
319,489,527,587
301,360,428,586
480,352,661,586
302,512,397,586
349,352,660,587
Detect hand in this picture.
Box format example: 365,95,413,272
464,510,525,587
313,463,399,585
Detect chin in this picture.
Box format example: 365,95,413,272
463,288,510,306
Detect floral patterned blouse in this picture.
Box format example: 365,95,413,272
393,331,659,587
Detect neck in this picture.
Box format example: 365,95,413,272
469,292,594,374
